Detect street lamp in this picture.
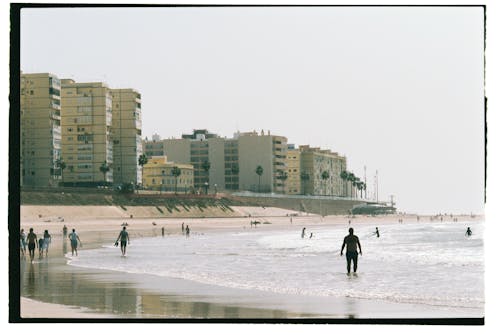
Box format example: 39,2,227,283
214,184,217,195
204,182,209,195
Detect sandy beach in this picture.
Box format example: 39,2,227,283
18,206,483,320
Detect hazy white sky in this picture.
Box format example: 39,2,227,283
20,6,485,214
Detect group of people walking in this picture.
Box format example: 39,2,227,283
20,225,82,262
20,228,52,261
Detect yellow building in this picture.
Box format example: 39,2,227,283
111,88,143,185
60,80,114,186
299,145,346,196
142,156,194,192
20,73,62,187
285,146,301,195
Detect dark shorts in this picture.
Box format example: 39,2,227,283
28,242,35,251
346,251,358,262
120,241,127,247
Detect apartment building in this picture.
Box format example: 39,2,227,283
285,145,301,195
111,88,143,185
143,129,288,193
163,130,226,193
299,145,346,196
20,72,62,187
60,80,114,186
143,134,164,157
236,130,288,193
142,156,194,192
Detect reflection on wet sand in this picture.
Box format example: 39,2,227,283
20,256,312,319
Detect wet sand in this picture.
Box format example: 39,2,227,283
19,208,482,320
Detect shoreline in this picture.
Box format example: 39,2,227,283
19,207,483,319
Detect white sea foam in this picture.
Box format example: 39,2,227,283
67,220,484,311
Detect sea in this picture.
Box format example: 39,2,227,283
67,219,484,318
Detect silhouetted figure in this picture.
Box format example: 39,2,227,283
466,227,472,237
185,225,190,238
375,227,380,238
340,228,363,274
301,227,306,238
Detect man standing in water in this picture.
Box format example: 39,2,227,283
116,226,130,256
340,227,363,274
466,227,472,237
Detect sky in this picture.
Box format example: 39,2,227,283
18,5,486,215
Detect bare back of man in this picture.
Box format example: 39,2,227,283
340,228,362,274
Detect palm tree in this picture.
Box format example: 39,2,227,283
352,177,361,198
362,182,367,199
138,154,148,191
171,166,181,194
255,165,263,193
340,170,348,197
201,160,211,194
56,158,66,186
277,170,288,194
99,161,110,186
356,181,363,199
347,172,355,198
321,170,330,195
300,171,310,195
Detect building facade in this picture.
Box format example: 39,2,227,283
60,80,114,186
111,88,143,186
285,146,301,195
143,129,288,193
142,156,194,192
299,145,346,197
236,130,288,193
143,134,164,157
20,72,62,187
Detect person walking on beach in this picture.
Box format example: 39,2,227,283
340,228,363,274
182,222,185,234
26,228,38,262
301,227,306,238
42,230,51,257
116,227,130,256
466,227,472,237
62,225,68,237
38,237,44,258
162,226,165,237
68,228,82,256
20,229,27,256
185,225,190,238
375,227,380,238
